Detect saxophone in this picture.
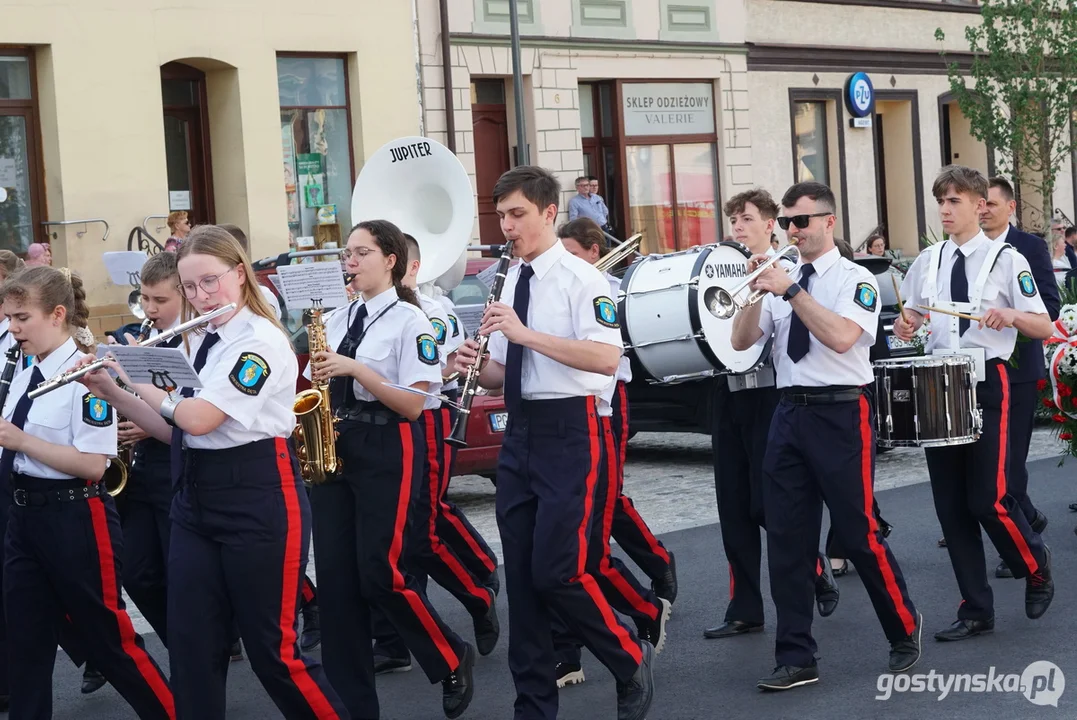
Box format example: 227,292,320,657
294,302,342,484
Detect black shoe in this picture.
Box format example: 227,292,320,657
616,640,654,720
473,595,500,656
652,552,678,606
486,569,500,597
300,603,321,652
636,598,671,654
1026,546,1054,619
995,558,1013,579
830,558,849,577
703,620,764,639
937,536,947,548
1031,510,1048,534
374,654,412,674
878,517,894,538
1069,502,1077,512
889,611,922,673
757,664,819,691
815,556,840,618
934,618,994,641
556,662,585,688
81,666,106,694
230,640,244,662
442,643,475,719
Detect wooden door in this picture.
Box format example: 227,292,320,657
472,104,510,247
161,63,214,226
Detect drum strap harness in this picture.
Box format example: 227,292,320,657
921,240,1009,383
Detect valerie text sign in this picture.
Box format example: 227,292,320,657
622,83,715,136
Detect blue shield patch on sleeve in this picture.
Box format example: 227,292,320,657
417,333,439,366
431,317,448,344
82,393,114,427
854,282,877,311
1018,270,1037,298
448,313,460,338
228,352,271,396
593,296,619,328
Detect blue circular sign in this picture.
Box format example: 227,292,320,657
844,72,874,118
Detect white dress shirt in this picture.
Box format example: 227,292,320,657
3,337,117,479
758,246,880,388
259,284,283,320
488,240,621,404
181,306,298,449
419,292,465,401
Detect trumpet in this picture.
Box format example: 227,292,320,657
107,318,155,498
704,245,801,320
28,303,237,400
594,233,643,274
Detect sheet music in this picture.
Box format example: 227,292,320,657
102,251,149,287
276,263,349,310
107,345,203,390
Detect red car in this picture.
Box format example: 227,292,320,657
256,265,504,481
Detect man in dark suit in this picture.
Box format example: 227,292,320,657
982,177,1061,577
1064,226,1077,269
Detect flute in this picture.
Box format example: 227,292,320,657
28,303,237,400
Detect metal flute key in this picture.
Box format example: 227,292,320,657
28,303,237,400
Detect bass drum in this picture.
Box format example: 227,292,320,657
619,242,768,384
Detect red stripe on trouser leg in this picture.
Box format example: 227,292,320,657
991,365,1039,574
273,438,342,719
573,398,643,664
616,497,670,564
816,557,822,576
302,577,315,605
614,382,670,564
437,408,497,574
389,425,460,669
858,397,917,635
422,411,490,607
86,498,176,719
599,418,659,620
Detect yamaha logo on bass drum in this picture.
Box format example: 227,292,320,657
704,263,748,280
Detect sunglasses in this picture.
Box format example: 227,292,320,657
777,213,832,231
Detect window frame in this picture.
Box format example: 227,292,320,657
0,47,46,251
788,88,850,242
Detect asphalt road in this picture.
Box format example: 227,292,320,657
36,428,1077,718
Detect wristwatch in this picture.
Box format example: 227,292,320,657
783,283,802,302
159,393,184,427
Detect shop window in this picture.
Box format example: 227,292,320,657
626,145,674,254
277,55,355,252
0,51,44,254
793,101,830,187
789,91,848,241
673,143,719,249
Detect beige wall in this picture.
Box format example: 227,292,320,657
1,0,420,316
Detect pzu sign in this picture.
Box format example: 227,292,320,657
844,72,875,118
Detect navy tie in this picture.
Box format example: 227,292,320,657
950,250,970,336
0,366,44,490
788,263,815,363
504,265,535,414
170,332,221,485
329,304,368,411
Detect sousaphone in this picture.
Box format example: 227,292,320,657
351,136,474,285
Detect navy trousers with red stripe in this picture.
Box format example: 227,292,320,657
764,391,918,668
608,381,671,581
312,417,466,718
1006,380,1042,525
440,391,499,581
169,438,346,720
553,413,663,666
927,361,1047,621
5,474,175,720
122,440,173,645
498,397,642,720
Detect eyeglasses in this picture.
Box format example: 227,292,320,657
341,248,381,261
777,213,832,231
180,266,236,298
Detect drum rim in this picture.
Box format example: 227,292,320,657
688,245,726,372
618,256,644,360
873,354,976,368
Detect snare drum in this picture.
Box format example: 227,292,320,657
619,242,768,384
873,355,982,448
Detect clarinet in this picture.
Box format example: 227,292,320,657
446,239,515,448
0,343,22,415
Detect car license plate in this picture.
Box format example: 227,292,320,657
489,412,508,433
886,335,915,351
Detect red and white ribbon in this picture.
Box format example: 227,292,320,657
1047,318,1077,420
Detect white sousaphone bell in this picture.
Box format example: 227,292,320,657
351,136,474,286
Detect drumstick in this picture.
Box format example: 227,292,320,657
890,274,908,325
917,305,983,323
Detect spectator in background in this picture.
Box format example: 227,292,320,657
1051,234,1071,289
164,211,190,252
24,243,51,267
1064,226,1077,270
866,234,887,256
568,176,611,232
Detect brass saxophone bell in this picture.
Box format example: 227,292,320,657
102,457,127,496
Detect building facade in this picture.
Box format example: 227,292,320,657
0,0,421,329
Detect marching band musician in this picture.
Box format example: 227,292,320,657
552,217,673,689
0,266,174,719
731,181,921,690
306,219,475,720
0,251,24,358
893,166,1055,640
0,248,22,708
453,166,655,720
705,189,840,641
76,226,347,719
980,176,1059,577
368,233,500,674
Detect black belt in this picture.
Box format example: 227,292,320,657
336,403,403,426
11,477,106,507
781,388,863,405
